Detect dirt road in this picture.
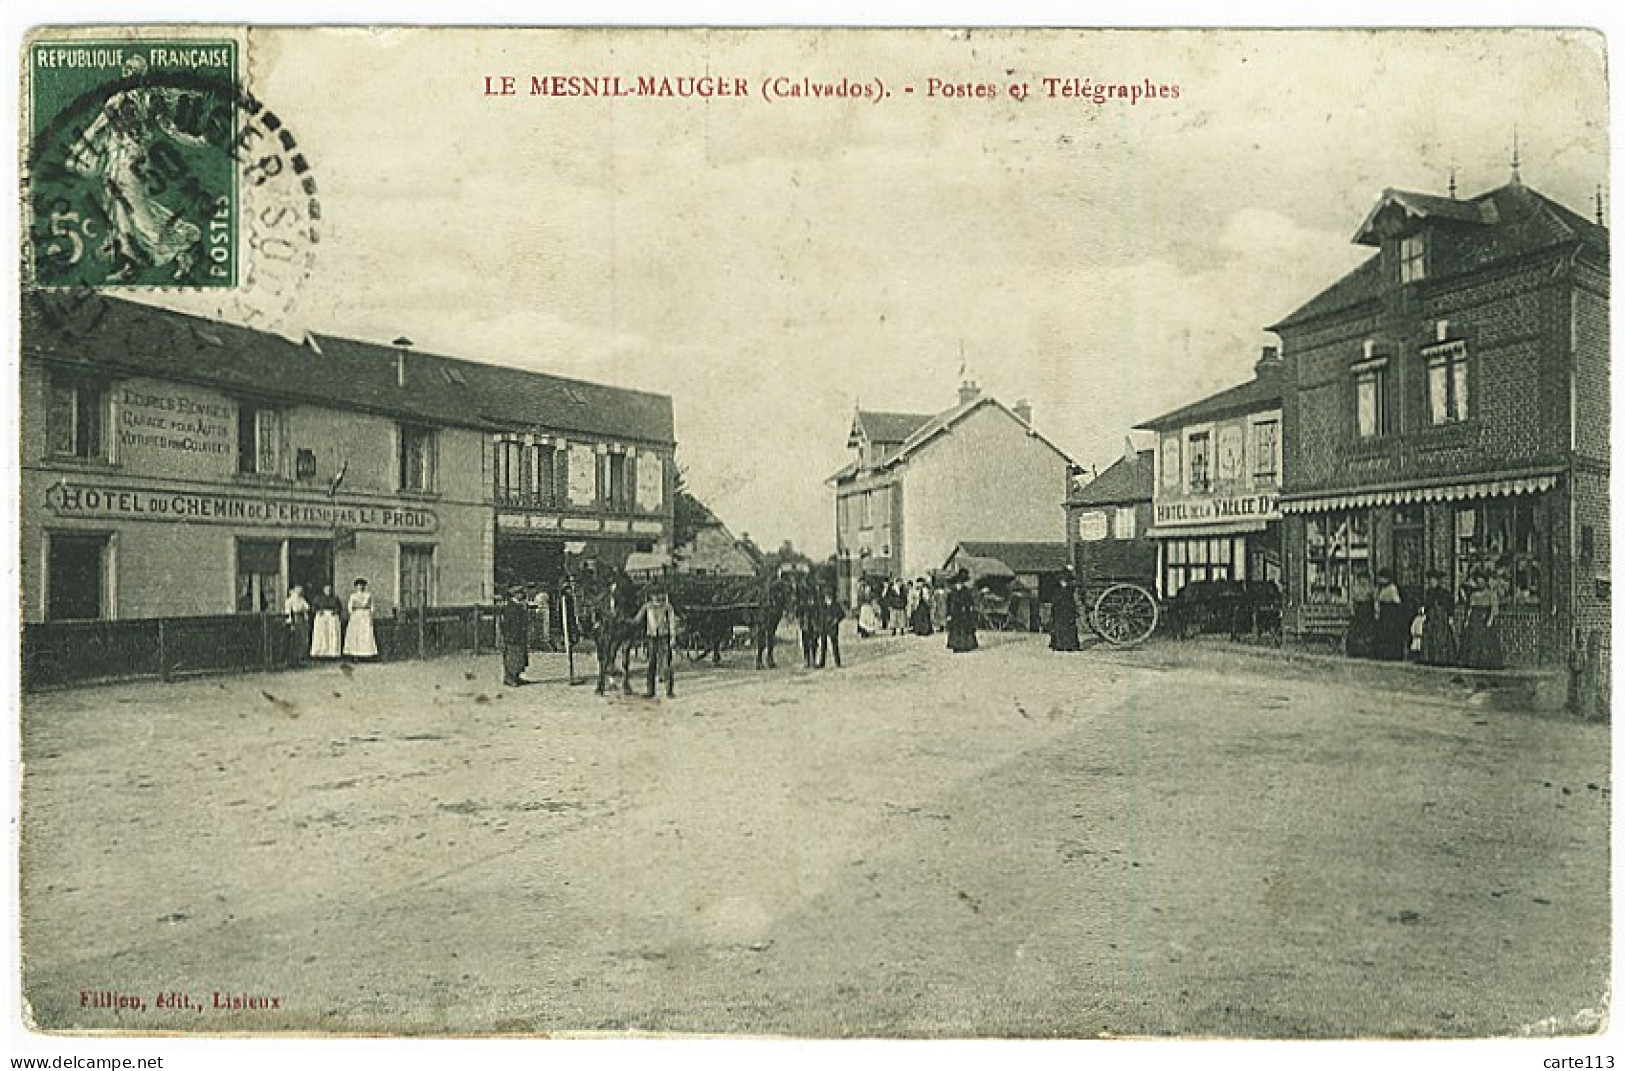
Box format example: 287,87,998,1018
19,630,1609,1037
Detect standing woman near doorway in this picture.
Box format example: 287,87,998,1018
343,578,380,661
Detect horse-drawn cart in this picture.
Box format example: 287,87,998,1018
1081,580,1161,647
668,574,762,663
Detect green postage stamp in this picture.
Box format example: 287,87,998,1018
26,37,240,288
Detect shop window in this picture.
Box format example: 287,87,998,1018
494,438,525,505
399,424,437,492
47,533,108,620
1425,341,1470,425
235,539,283,613
1454,500,1545,607
48,377,107,461
1398,233,1427,283
1251,418,1279,485
399,544,435,610
1306,510,1372,604
236,403,282,476
1186,431,1212,493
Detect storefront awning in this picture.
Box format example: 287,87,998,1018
1146,520,1269,539
1280,473,1560,515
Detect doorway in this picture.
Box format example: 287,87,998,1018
289,539,334,600
47,533,107,620
1391,506,1426,603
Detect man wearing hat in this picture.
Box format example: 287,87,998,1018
500,585,531,686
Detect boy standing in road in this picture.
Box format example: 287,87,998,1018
642,585,678,698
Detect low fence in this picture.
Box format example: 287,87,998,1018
21,605,500,692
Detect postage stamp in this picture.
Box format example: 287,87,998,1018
26,37,241,289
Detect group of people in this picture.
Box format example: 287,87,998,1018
854,579,909,638
1350,563,1508,670
853,573,979,644
282,578,378,665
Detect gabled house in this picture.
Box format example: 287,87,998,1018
828,379,1077,605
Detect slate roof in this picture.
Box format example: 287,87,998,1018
1136,369,1283,432
1351,187,1498,244
21,293,676,444
849,409,933,450
951,541,1070,574
1271,183,1609,332
881,395,1075,471
1068,450,1155,506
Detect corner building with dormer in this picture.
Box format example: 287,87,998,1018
1271,180,1608,667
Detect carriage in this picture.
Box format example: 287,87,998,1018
1079,579,1161,647
1076,577,1282,648
667,572,762,662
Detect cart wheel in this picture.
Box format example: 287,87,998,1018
1092,583,1159,647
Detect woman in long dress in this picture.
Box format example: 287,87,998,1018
343,577,379,660
1049,573,1080,651
1460,564,1504,670
1418,569,1457,666
946,569,979,653
309,583,343,660
909,578,934,637
1373,568,1409,661
283,584,312,667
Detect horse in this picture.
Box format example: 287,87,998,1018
590,571,643,695
753,572,794,669
795,575,824,668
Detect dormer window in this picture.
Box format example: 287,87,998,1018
1398,233,1427,283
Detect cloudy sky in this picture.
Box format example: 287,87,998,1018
134,27,1607,555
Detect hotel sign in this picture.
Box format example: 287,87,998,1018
1154,492,1279,526
45,481,438,534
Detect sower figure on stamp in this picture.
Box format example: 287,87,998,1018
641,585,678,699
500,586,530,686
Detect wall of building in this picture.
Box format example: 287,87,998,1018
20,361,493,621
897,405,1070,579
1284,256,1572,495
1068,500,1156,588
676,524,758,576
1151,405,1282,532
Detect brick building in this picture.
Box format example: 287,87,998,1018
1271,179,1608,667
1137,350,1286,598
828,380,1076,606
1065,447,1156,591
21,294,675,625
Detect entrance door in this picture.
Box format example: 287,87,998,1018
495,536,565,593
1391,509,1426,603
288,539,334,599
47,534,106,620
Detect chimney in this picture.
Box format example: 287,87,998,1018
393,336,413,388
958,378,981,407
1013,398,1032,425
1254,343,1283,379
